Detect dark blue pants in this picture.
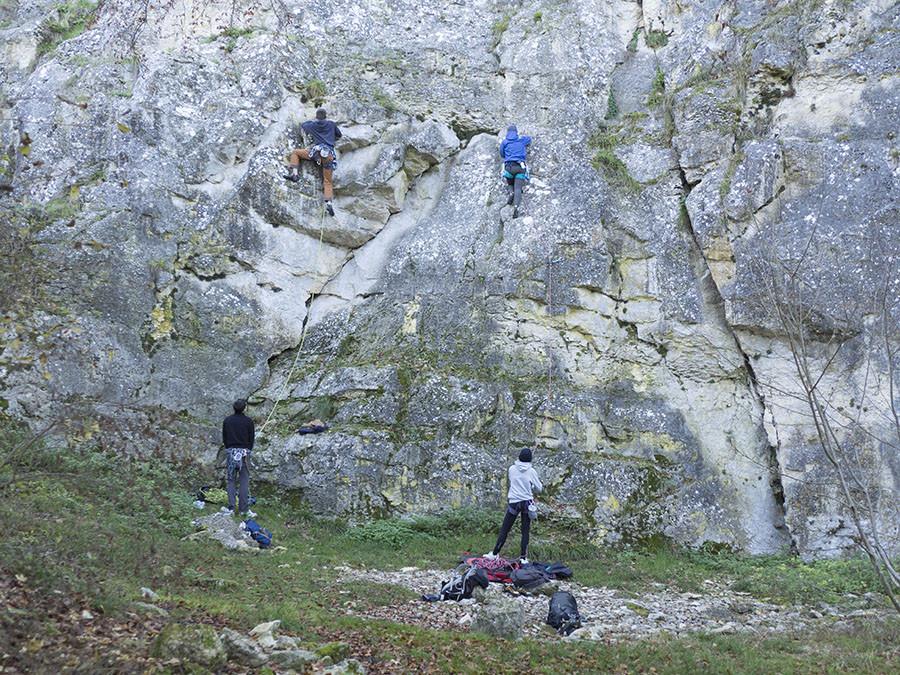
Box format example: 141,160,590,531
492,500,531,558
226,457,250,513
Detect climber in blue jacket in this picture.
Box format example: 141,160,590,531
500,125,532,218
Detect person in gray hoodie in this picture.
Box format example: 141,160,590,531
484,448,543,563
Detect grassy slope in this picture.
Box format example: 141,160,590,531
0,424,897,673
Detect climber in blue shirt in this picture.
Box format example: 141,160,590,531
500,125,532,218
284,108,342,216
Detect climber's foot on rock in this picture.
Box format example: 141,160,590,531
325,201,335,216
512,207,519,219
283,173,300,183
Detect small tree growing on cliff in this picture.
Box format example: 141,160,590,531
749,229,900,613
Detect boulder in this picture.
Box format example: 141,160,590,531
192,512,257,552
471,595,524,640
322,659,367,674
220,628,269,667
249,619,281,649
269,648,319,669
273,635,303,650
150,624,226,668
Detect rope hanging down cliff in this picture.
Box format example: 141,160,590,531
259,207,327,433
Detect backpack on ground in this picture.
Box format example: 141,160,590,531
437,564,489,601
547,591,582,636
243,519,273,549
511,563,551,591
544,562,573,579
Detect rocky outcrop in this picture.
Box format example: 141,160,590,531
1,0,897,557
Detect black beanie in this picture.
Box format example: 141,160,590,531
519,447,533,463
316,108,327,120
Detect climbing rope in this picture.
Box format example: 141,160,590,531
546,249,554,402
259,203,327,434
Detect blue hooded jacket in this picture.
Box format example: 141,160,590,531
500,125,532,163
301,118,342,149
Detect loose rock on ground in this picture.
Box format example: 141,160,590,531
335,566,893,642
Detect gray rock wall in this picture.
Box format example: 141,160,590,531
2,0,897,556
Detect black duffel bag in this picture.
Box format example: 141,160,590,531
547,591,582,636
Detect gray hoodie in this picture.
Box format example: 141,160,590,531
507,460,543,503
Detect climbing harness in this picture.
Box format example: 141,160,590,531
502,161,529,181
310,143,338,170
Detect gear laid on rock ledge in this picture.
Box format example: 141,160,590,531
335,566,893,642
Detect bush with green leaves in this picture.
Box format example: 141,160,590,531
346,519,430,547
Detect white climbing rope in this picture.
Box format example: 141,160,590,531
546,249,554,402
259,204,327,434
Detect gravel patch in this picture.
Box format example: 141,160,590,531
332,566,890,642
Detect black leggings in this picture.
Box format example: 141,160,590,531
506,177,525,207
492,500,531,558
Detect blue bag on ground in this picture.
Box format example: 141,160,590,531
243,519,273,549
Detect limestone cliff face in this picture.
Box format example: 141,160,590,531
2,0,897,557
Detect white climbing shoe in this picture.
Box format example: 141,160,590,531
519,557,529,565
483,552,498,560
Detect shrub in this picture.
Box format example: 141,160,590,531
373,89,400,113
604,89,619,120
492,13,511,39
346,519,429,547
588,128,641,192
304,79,327,106
39,0,98,55
647,68,666,108
645,29,669,49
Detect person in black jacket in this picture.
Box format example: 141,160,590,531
284,108,342,216
222,399,255,517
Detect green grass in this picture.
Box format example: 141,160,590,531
627,27,640,52
203,25,256,53
304,78,327,106
645,29,670,49
373,89,401,113
604,88,619,120
220,26,254,39
1,420,897,672
38,0,98,55
719,150,745,200
588,128,641,192
491,12,512,47
647,67,666,108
